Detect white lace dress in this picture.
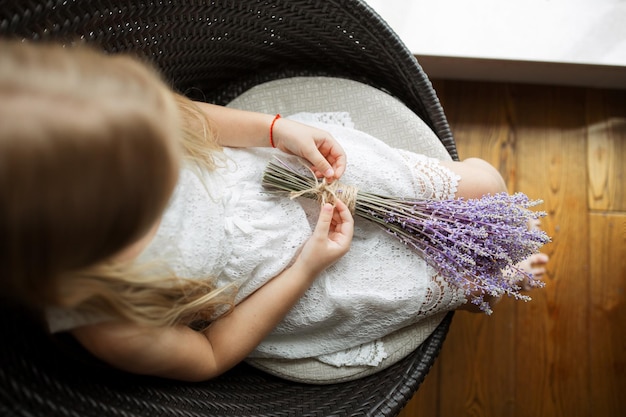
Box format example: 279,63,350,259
47,113,466,367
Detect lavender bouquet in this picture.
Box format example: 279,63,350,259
262,159,550,313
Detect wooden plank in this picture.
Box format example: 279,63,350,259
433,81,518,417
589,213,626,415
586,89,626,212
512,85,590,417
433,81,517,189
399,81,624,417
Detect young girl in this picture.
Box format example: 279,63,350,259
0,41,547,381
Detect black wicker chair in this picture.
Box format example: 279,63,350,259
0,1,456,416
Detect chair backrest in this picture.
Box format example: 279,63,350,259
0,0,458,159
0,1,456,416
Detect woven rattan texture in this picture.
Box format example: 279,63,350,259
0,304,453,417
0,1,457,415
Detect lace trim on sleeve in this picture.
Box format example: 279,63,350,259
397,149,461,200
419,273,467,316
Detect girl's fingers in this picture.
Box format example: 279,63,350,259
313,203,334,237
308,153,335,180
330,199,354,239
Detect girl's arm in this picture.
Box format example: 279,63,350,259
440,157,507,199
194,102,347,180
72,201,354,381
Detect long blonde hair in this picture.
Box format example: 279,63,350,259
0,40,233,327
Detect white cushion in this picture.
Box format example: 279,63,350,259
227,76,450,384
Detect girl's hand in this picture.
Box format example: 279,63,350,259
297,199,354,276
272,117,347,181
190,103,346,180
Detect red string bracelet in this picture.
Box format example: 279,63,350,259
269,114,281,148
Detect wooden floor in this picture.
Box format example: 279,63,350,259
399,80,626,417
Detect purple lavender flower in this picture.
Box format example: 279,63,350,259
370,193,549,313
263,160,550,313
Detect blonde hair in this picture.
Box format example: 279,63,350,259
0,40,233,327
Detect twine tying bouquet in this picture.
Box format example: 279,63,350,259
262,158,550,313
